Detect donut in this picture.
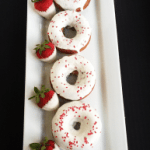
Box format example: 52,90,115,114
52,101,102,150
34,40,57,63
50,55,96,100
32,0,56,20
47,10,92,54
54,0,91,12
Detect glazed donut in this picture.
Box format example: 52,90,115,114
52,101,102,150
50,55,96,100
47,10,92,54
54,0,91,12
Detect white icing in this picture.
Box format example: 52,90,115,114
42,93,59,111
52,101,102,150
54,0,88,11
48,10,92,53
50,55,96,100
39,47,57,63
35,3,56,20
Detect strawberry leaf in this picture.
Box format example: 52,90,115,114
29,143,41,150
34,40,52,56
31,0,42,3
44,40,49,44
41,146,46,150
40,93,45,98
36,95,40,103
29,85,50,104
43,137,49,145
45,45,51,49
34,87,40,94
45,88,50,92
28,95,36,100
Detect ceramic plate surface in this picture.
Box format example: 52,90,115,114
23,0,128,149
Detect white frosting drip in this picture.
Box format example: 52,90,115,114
35,3,56,20
42,93,59,111
54,0,88,11
52,101,102,150
39,47,57,63
50,55,96,100
48,10,92,53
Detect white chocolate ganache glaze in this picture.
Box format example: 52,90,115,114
47,10,92,53
50,55,96,100
52,101,102,150
54,0,89,11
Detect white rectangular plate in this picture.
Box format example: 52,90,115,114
23,0,128,149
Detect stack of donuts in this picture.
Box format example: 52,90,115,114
29,0,102,150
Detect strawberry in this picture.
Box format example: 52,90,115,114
31,0,56,20
34,40,57,63
32,0,53,11
29,85,59,111
29,137,59,150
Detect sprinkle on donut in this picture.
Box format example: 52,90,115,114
48,10,92,54
52,101,102,150
50,55,96,100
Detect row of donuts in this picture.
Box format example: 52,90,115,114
29,0,102,150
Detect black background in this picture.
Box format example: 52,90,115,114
0,0,150,149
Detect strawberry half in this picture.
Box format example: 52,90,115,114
31,0,56,20
29,85,59,111
29,137,59,150
34,40,57,63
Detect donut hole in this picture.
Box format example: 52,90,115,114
62,26,77,38
66,70,78,85
73,122,81,130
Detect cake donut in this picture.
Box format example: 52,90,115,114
34,40,57,63
29,85,59,111
52,101,102,150
32,0,56,20
47,10,92,54
50,55,96,100
54,0,91,12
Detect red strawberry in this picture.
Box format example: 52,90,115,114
37,90,54,108
31,0,56,20
32,0,53,11
29,137,59,150
34,40,55,59
29,85,59,111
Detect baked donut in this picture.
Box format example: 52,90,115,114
50,55,96,100
47,10,92,54
52,101,102,150
54,0,91,12
32,0,56,20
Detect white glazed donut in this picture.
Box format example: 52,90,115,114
52,101,102,150
54,0,91,12
50,55,96,100
47,10,92,54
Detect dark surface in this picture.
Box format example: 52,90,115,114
0,0,150,149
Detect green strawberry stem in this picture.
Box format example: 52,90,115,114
28,85,50,103
29,137,49,150
31,0,42,3
34,40,51,56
